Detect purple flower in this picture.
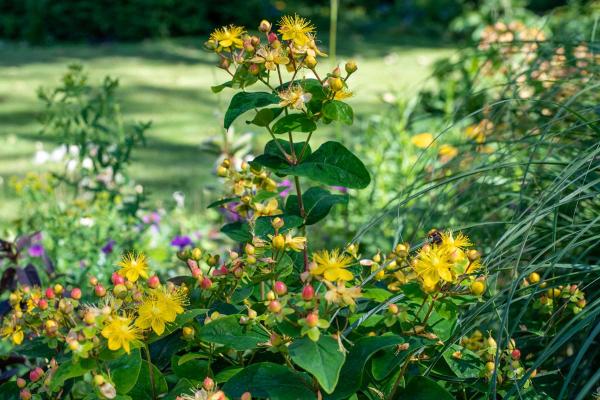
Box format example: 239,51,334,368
28,244,44,257
331,186,348,193
279,179,293,197
142,211,161,225
101,239,116,254
171,235,193,249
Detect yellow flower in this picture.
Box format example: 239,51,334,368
311,249,354,282
117,252,149,282
209,25,246,50
1,325,24,345
438,144,458,162
278,15,315,47
278,85,312,110
101,315,140,353
440,231,472,260
412,245,454,289
250,46,289,71
334,89,353,100
285,233,306,252
253,198,282,217
411,133,434,149
324,280,361,308
136,288,188,335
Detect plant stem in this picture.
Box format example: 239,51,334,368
142,343,157,400
293,175,310,271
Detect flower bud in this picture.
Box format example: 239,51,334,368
111,272,125,286
113,284,127,298
45,320,58,336
99,382,116,399
274,281,287,296
247,255,256,264
250,36,260,47
304,55,317,69
244,41,255,53
245,243,255,255
182,326,195,339
16,378,26,388
332,66,342,77
68,340,80,351
345,60,357,74
248,63,261,75
272,234,285,250
192,247,202,260
70,288,82,300
525,272,539,284
248,309,257,319
267,32,277,43
20,389,31,400
470,281,485,296
203,377,215,391
218,57,230,70
216,165,228,177
271,217,284,230
208,255,220,266
388,304,399,314
93,374,105,386
89,276,98,286
487,336,497,348
302,285,315,300
466,249,480,262
53,284,63,296
577,299,586,308
241,392,252,400
266,290,276,301
328,77,344,92
373,253,381,263
547,288,561,298
485,361,495,372
268,300,282,313
259,20,272,33
147,275,160,289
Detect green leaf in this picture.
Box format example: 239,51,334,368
198,315,269,350
289,336,346,394
176,352,208,366
211,81,232,93
221,221,252,242
250,139,311,172
148,309,207,343
323,101,353,125
222,362,316,400
171,354,209,381
371,338,427,381
289,141,370,189
254,214,304,237
128,361,168,398
272,114,317,134
215,366,244,383
326,335,404,400
362,288,393,303
109,349,142,394
285,187,348,225
247,107,283,127
442,345,483,379
224,92,279,129
0,382,19,400
207,196,240,209
49,358,96,392
396,376,455,399
163,378,195,400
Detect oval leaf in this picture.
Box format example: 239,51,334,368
224,92,279,129
272,114,317,134
289,336,346,394
285,187,348,225
397,376,455,400
323,101,353,125
198,315,269,350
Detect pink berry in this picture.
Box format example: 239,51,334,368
38,299,48,310
274,281,287,296
147,276,160,289
201,277,213,289
45,288,55,299
203,377,215,391
306,313,319,328
111,272,125,285
268,300,282,313
94,285,106,297
29,367,43,382
511,349,521,360
70,288,82,300
302,285,314,301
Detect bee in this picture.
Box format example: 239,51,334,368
427,229,442,245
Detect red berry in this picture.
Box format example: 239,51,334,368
111,272,125,285
274,281,287,296
29,367,43,382
38,299,48,310
267,32,277,43
511,349,521,360
94,285,106,297
147,276,160,289
268,300,282,313
45,288,55,299
20,389,32,400
201,277,213,289
306,312,319,328
70,288,82,300
302,285,314,301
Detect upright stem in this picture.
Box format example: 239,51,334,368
293,175,310,271
143,343,157,400
329,0,339,64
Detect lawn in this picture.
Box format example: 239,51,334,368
0,36,453,225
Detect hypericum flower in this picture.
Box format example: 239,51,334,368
209,25,246,50
412,245,454,289
101,315,140,353
411,133,434,149
278,85,312,110
155,287,187,317
135,298,175,335
438,144,458,162
1,324,24,345
334,89,353,100
253,198,282,217
440,231,471,262
285,233,306,252
311,249,354,282
117,252,149,282
250,46,289,71
324,280,361,308
278,15,315,47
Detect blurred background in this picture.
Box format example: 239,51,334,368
0,0,584,225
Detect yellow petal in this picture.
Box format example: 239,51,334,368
152,320,165,335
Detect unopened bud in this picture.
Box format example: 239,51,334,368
304,55,317,68
271,217,284,229
268,300,282,313
328,77,344,92
147,275,160,289
272,234,285,250
203,377,215,391
259,20,272,33
345,60,357,74
274,281,287,295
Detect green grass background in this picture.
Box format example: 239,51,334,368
0,37,453,224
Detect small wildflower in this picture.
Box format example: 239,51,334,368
411,133,434,149
250,46,289,71
117,252,149,282
278,85,312,110
284,233,306,252
209,25,246,50
278,15,315,47
311,249,354,282
101,315,140,353
324,280,361,308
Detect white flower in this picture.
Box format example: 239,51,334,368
79,217,95,227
